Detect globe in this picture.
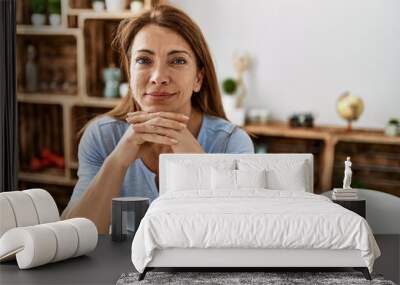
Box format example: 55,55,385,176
336,92,364,130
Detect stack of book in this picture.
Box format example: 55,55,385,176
332,188,358,200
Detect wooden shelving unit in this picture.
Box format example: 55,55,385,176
245,122,400,197
15,0,160,212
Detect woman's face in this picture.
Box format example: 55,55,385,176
129,24,203,114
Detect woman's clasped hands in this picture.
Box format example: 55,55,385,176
125,111,204,154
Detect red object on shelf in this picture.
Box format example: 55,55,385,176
30,157,52,171
30,157,42,171
41,148,65,169
29,148,65,171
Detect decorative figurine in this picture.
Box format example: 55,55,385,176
25,45,38,92
103,65,121,98
343,157,352,189
233,51,251,108
332,156,358,200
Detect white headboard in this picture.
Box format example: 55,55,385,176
159,153,314,195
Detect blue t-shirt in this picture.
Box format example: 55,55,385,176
67,114,254,206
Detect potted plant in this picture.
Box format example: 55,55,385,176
221,78,238,111
92,0,105,12
48,0,61,26
31,0,46,26
385,118,400,136
221,78,246,126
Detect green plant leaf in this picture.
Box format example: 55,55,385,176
48,0,61,14
32,0,46,14
388,118,399,125
222,78,237,95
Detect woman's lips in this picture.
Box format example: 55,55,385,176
144,92,177,102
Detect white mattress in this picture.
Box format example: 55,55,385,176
131,190,381,273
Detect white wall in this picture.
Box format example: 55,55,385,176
170,0,400,128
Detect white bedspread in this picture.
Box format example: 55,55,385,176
131,190,380,273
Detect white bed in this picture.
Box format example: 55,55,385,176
131,154,380,280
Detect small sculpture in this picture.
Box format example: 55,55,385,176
103,65,121,98
25,45,38,92
343,156,352,189
232,51,251,108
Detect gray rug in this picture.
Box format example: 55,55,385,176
116,271,396,285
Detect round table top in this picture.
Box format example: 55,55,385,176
112,197,149,202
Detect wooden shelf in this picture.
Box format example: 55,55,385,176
15,0,165,212
246,122,400,197
74,9,139,18
245,122,400,145
19,171,77,186
17,93,121,107
67,8,95,15
16,34,79,96
17,25,80,36
245,122,330,140
78,97,121,108
17,93,78,104
72,9,141,28
335,131,400,145
70,161,79,169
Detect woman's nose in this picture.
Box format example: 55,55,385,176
150,64,170,86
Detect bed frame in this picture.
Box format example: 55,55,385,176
138,154,372,281
140,248,371,280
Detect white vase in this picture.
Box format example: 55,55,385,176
385,124,399,136
92,1,105,11
49,14,61,26
105,0,125,12
130,1,143,13
31,14,46,26
247,108,270,124
222,94,237,112
225,108,246,126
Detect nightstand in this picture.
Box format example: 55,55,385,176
332,199,366,218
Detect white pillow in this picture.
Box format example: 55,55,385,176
168,163,210,191
266,167,307,191
211,168,267,190
167,160,235,192
238,159,308,191
211,168,236,190
237,169,267,189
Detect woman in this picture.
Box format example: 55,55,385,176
62,5,254,233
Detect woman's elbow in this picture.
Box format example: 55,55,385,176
60,202,76,220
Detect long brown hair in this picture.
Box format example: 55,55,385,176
100,5,227,123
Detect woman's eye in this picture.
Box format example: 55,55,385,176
136,57,152,64
171,58,187,65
